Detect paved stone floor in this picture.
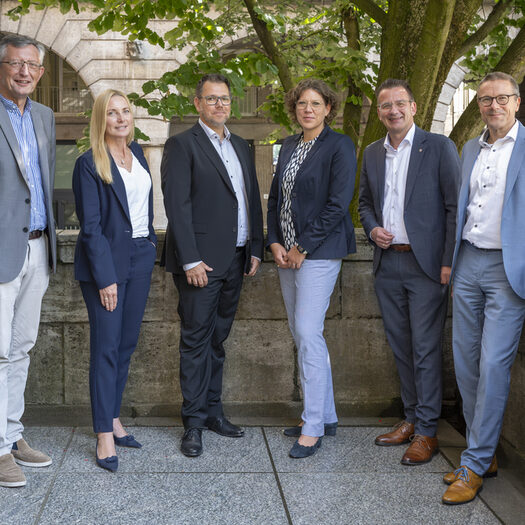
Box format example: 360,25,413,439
1,419,524,524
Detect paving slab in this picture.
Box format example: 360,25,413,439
37,472,288,525
266,427,451,474
61,426,273,473
279,472,500,525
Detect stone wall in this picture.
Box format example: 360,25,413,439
25,230,525,466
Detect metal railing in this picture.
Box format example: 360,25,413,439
34,86,92,114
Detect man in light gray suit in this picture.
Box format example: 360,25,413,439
0,35,56,488
359,79,460,465
442,72,525,505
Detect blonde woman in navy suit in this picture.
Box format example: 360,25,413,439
267,79,356,458
73,89,157,472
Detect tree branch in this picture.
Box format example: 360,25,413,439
457,0,512,58
349,0,388,26
242,0,294,92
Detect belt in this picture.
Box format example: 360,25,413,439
463,240,501,252
390,244,411,252
28,230,43,240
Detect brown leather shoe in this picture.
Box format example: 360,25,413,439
443,455,497,485
401,434,439,465
375,421,414,446
442,466,482,505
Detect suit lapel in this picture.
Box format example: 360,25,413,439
109,159,131,221
31,106,51,203
503,124,525,208
0,102,29,187
193,124,235,195
373,141,387,210
404,127,426,208
294,126,328,183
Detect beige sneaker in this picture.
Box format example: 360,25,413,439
11,438,52,467
0,453,26,487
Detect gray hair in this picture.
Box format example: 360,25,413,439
0,34,46,65
478,71,520,96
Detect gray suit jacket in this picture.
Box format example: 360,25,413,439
359,126,460,283
0,99,56,283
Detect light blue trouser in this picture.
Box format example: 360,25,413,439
278,259,341,437
453,241,525,476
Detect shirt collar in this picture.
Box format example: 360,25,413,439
384,123,415,152
0,93,30,114
479,119,519,148
199,118,230,141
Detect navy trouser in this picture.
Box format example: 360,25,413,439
80,237,155,433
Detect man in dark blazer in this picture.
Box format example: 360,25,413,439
161,73,263,457
359,78,459,465
0,35,56,488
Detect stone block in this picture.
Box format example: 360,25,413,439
0,1,22,35
52,19,90,60
341,261,381,319
123,321,181,405
222,320,296,403
503,346,525,450
142,265,168,322
63,323,90,405
325,319,400,407
17,6,46,39
72,40,128,72
26,323,64,404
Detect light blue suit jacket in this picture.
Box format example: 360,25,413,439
451,121,525,299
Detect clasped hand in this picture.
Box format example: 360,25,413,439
270,243,306,270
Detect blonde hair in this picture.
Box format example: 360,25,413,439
90,89,134,184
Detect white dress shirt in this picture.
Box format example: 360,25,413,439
462,120,519,249
382,124,415,244
183,119,251,271
117,153,151,238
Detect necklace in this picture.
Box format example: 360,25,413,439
110,148,127,166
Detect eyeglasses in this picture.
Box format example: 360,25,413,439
200,95,232,106
0,60,42,72
477,94,518,107
377,100,412,111
296,100,324,110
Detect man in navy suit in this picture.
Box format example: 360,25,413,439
359,78,460,465
161,74,263,457
442,72,525,505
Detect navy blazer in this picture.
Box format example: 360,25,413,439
267,126,356,259
359,126,460,283
161,123,264,275
73,141,157,289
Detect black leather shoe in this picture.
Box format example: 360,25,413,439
181,428,202,457
205,417,244,438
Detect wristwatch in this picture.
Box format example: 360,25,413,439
296,244,308,255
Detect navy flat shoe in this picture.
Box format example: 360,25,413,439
95,444,118,472
114,434,142,448
289,437,322,458
283,422,338,437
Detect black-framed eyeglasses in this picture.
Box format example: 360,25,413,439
477,94,518,107
199,95,232,106
0,60,43,72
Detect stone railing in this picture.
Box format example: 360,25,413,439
26,230,524,466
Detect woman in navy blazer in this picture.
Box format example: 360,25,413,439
73,89,157,472
267,79,356,458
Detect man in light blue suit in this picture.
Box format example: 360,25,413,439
442,72,525,505
0,35,55,488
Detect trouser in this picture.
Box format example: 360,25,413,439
374,249,447,437
0,236,49,456
80,237,155,433
453,241,525,475
278,259,341,437
173,248,245,429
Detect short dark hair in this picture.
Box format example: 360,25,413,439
478,71,519,96
375,78,415,102
285,78,339,125
195,73,231,98
0,34,45,64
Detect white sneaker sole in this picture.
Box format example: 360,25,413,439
13,458,52,468
0,479,27,487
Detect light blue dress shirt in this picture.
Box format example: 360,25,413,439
0,94,47,232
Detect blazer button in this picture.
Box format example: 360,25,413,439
292,192,297,198
23,227,28,232
233,227,237,233
25,198,30,204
